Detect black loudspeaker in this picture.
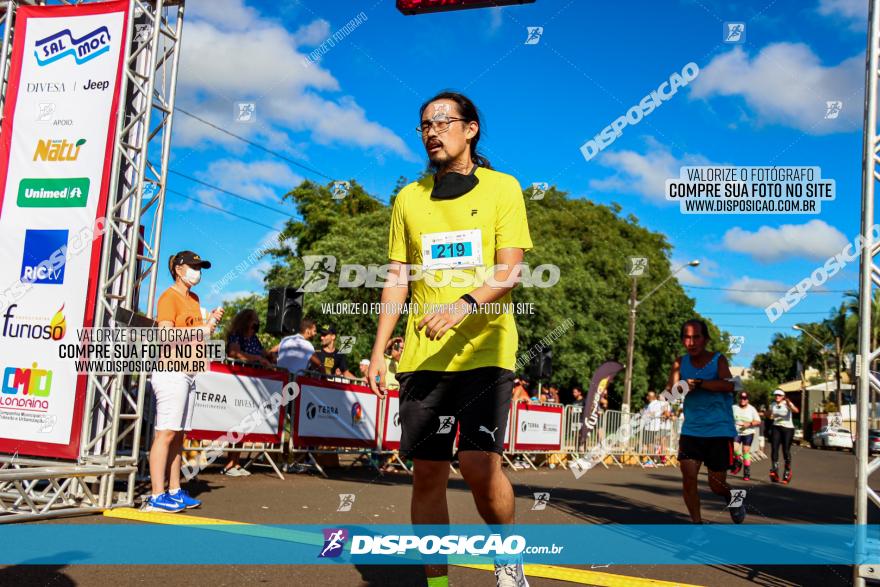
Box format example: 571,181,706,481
266,288,303,336
528,347,553,382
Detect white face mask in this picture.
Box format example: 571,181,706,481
183,267,201,285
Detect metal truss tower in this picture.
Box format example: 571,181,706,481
858,0,880,584
0,0,185,522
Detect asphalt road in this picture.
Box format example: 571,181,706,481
0,441,862,587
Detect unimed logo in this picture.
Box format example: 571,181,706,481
18,177,89,208
319,529,348,558
34,26,111,66
20,229,68,285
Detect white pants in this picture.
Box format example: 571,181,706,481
151,371,196,431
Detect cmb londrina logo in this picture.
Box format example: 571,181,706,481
1,362,52,412
35,26,111,66
18,177,89,208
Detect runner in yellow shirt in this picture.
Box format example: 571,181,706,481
369,92,532,587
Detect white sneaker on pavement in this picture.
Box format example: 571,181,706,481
494,556,529,587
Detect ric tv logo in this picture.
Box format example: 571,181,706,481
35,26,111,66
20,229,68,285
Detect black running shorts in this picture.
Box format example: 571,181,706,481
677,434,734,472
396,367,514,461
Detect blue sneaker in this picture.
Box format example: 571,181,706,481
168,488,201,509
143,492,185,513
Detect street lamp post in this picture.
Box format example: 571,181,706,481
794,324,843,409
793,325,830,405
622,260,700,414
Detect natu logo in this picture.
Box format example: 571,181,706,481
35,26,111,67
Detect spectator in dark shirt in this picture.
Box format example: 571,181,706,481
222,309,271,476
571,386,584,404
226,309,271,367
314,324,355,378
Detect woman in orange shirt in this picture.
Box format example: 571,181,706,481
145,250,223,512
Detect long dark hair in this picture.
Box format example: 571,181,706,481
226,309,258,341
419,91,491,169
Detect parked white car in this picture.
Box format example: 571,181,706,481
812,426,854,451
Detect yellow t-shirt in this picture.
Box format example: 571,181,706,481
388,166,532,373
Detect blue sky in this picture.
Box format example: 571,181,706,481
154,0,868,368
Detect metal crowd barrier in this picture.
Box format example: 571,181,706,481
145,359,686,479
502,408,682,472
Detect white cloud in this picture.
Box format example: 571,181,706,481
589,138,712,203
293,19,332,46
246,259,272,282
187,0,265,32
722,219,847,262
487,8,504,34
676,266,706,286
217,290,261,304
197,159,302,203
176,2,413,159
672,257,716,286
817,0,866,30
724,277,788,308
690,43,862,133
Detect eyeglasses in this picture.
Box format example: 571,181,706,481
416,117,467,135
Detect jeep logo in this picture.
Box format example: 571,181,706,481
82,79,109,91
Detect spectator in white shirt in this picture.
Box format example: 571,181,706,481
641,391,672,465
272,318,320,376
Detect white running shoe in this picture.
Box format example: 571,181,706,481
221,466,244,477
494,557,529,587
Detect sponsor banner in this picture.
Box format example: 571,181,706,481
17,177,89,207
185,362,288,444
513,403,563,451
293,376,379,448
382,389,401,449
581,361,623,438
0,524,868,565
0,1,129,458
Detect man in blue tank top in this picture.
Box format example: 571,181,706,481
665,319,746,524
